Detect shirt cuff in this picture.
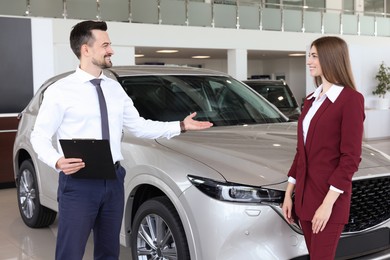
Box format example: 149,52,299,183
288,178,343,193
330,185,344,194
288,176,296,184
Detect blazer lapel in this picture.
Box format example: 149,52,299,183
305,98,332,154
298,98,314,149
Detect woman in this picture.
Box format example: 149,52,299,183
282,36,365,259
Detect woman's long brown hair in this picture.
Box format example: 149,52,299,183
311,36,356,90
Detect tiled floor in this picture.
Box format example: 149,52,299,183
0,191,132,260
363,138,390,155
0,139,389,260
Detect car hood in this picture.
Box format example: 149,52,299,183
157,123,390,187
157,123,298,187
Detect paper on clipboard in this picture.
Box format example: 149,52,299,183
59,139,116,179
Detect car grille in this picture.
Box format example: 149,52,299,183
344,176,390,233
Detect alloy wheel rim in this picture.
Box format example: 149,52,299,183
19,169,36,219
137,214,178,260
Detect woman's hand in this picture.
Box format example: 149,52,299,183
311,189,341,233
282,182,296,224
311,203,332,234
282,195,295,224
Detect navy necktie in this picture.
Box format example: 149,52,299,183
90,79,110,140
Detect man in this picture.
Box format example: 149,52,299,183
30,20,212,260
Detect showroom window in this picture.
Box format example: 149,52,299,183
388,0,390,13
364,0,384,13
364,0,390,15
264,0,325,9
213,0,236,4
265,0,280,8
180,0,390,16
284,0,304,10
343,0,354,13
306,0,325,8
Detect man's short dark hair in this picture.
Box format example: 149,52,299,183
70,20,107,59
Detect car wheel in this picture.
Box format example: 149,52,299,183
131,196,190,260
17,159,57,228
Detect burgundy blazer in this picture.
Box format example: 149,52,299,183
288,87,365,224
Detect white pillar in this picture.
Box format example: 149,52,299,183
227,49,247,81
31,18,55,93
112,46,135,66
326,0,342,13
355,0,364,13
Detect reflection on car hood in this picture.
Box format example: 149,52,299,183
157,123,390,187
157,123,297,187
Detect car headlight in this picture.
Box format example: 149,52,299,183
188,175,285,205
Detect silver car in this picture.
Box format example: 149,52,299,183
13,66,390,260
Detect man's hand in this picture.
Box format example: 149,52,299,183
182,112,213,131
56,157,85,175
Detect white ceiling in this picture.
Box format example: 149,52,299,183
134,47,305,60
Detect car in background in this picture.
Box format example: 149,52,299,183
244,79,301,121
13,66,390,260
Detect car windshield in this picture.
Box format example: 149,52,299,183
248,84,298,109
119,75,288,126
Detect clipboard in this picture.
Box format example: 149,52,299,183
59,139,116,179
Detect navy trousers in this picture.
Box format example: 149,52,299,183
55,165,125,260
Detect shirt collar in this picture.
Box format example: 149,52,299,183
76,66,108,83
307,84,344,103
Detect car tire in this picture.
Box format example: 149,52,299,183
131,196,190,260
16,159,57,228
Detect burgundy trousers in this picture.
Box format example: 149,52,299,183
300,220,344,260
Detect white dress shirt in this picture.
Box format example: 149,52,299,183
288,84,344,193
30,67,181,170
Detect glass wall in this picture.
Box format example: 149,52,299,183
1,0,390,37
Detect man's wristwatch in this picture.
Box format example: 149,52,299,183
180,121,186,133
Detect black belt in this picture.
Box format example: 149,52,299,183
114,161,121,170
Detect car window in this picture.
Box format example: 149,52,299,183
119,75,287,126
247,84,298,109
